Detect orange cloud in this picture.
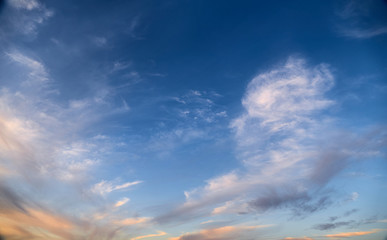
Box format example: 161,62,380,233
169,224,272,240
131,231,167,240
115,197,130,207
115,217,150,226
326,229,381,238
0,207,75,239
284,237,314,240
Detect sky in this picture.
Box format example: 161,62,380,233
0,0,386,239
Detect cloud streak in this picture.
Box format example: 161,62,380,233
169,224,272,240
92,180,142,196
325,229,382,238
131,231,167,240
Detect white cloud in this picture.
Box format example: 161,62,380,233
0,47,136,185
232,57,333,135
6,0,54,36
91,180,142,196
349,192,359,201
6,51,49,83
157,57,386,223
8,0,41,10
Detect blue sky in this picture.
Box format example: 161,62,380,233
0,0,386,239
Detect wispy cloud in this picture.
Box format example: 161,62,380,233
131,231,167,240
8,0,41,10
92,36,108,47
325,229,382,238
0,46,148,239
6,51,49,84
283,237,314,240
336,0,387,39
92,180,142,196
314,215,379,231
114,217,150,226
5,0,53,37
169,224,272,240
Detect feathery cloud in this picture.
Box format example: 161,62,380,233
92,180,142,196
6,51,49,83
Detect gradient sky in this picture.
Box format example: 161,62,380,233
0,0,387,240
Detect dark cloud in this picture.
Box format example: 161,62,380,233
249,188,308,212
309,149,349,185
310,128,387,185
291,196,332,217
314,221,354,230
248,187,333,218
0,183,27,213
328,208,358,222
329,216,339,222
343,208,359,217
314,215,378,231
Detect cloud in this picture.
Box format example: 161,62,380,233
91,180,142,196
343,208,358,217
234,57,333,133
0,183,79,239
4,0,53,37
283,238,314,240
325,229,382,238
172,90,227,124
155,56,387,224
336,0,387,39
169,225,272,240
131,231,167,240
348,192,359,201
314,221,355,231
115,197,130,207
114,217,150,226
142,90,227,160
156,57,337,222
8,0,41,10
0,184,136,240
6,51,49,84
211,199,249,215
92,36,107,47
249,188,333,217
0,47,148,239
314,215,379,231
340,27,387,39
112,61,132,72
